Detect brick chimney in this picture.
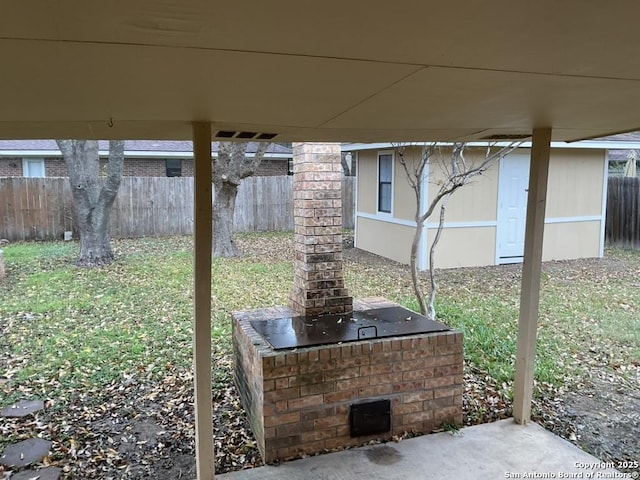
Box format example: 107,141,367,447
290,143,352,317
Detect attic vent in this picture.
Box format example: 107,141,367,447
480,133,531,140
214,131,278,140
257,133,278,140
216,130,236,138
236,131,257,139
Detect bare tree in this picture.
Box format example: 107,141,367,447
395,142,519,318
624,150,638,177
56,140,125,267
213,141,271,257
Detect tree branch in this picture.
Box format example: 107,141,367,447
99,140,125,208
239,142,270,180
56,139,73,159
394,141,521,318
216,141,272,184
427,193,450,319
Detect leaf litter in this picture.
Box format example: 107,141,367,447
1,233,638,478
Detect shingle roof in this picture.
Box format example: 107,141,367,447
596,132,640,142
592,133,640,162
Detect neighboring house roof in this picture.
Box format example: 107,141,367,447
591,132,640,163
597,132,640,142
4,137,638,163
0,140,292,158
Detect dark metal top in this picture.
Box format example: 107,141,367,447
250,306,450,350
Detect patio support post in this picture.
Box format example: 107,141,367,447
192,122,215,478
513,127,552,424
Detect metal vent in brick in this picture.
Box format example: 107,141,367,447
350,399,391,437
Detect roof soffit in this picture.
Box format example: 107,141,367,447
2,2,640,141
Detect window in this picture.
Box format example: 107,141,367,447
166,159,182,177
378,153,393,213
22,158,45,177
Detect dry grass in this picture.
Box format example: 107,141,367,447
1,232,638,478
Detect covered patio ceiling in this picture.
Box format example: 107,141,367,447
2,1,640,142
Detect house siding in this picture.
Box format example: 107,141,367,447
394,147,421,221
355,146,607,270
543,221,601,262
429,154,500,223
546,150,605,218
427,226,496,268
542,149,605,261
356,216,415,265
356,150,378,214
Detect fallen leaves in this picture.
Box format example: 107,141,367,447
1,234,639,478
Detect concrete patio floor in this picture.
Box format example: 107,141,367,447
218,419,623,480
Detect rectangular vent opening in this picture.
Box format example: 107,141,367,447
214,131,278,140
257,133,278,140
236,131,258,139
350,399,391,437
215,130,236,138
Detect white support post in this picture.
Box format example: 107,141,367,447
192,122,215,478
513,127,552,424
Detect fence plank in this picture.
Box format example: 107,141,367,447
606,177,640,248
1,178,14,239
0,176,355,241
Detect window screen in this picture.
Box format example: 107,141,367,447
378,154,392,213
22,158,45,177
166,159,182,177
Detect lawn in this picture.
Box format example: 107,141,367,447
1,232,638,478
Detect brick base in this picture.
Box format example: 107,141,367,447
232,297,463,464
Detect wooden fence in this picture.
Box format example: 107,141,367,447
606,176,640,247
0,176,355,241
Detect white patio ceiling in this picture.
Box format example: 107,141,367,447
2,1,640,142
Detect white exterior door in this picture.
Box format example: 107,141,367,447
497,154,529,263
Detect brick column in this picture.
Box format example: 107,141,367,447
290,143,352,317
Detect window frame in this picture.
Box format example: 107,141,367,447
166,158,182,177
22,158,45,177
377,151,393,214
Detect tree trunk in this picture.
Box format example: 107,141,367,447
77,211,114,266
57,140,124,267
212,141,271,257
427,196,450,320
410,218,428,317
213,180,239,257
